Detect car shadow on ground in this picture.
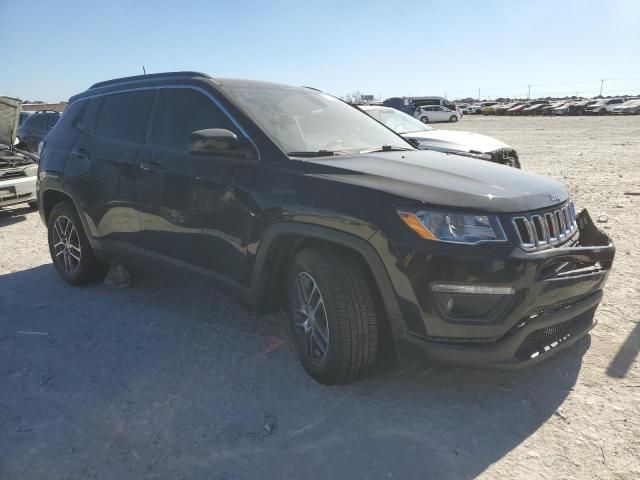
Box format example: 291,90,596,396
607,320,640,378
0,205,34,227
0,264,588,479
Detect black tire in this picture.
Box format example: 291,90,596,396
47,201,108,285
599,108,607,115
286,247,378,385
449,115,458,122
28,201,38,210
420,116,430,124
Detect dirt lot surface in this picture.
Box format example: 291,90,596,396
1,115,639,479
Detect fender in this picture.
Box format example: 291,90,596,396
249,221,407,339
39,181,106,255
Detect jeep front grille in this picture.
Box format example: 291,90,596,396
512,202,577,250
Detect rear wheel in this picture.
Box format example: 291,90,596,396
286,247,378,385
47,201,108,285
420,116,430,124
449,115,458,122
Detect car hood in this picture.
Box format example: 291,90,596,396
302,150,568,213
0,97,21,147
0,145,37,170
405,129,510,154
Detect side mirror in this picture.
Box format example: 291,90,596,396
407,137,421,148
188,128,239,155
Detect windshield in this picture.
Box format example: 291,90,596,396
363,107,433,134
224,84,413,154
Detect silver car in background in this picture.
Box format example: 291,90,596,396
360,105,521,168
611,99,640,115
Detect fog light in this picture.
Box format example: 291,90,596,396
431,284,515,295
432,283,516,321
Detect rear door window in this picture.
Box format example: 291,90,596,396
150,88,237,151
94,91,155,143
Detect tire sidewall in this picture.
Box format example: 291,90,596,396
285,252,348,383
47,201,102,285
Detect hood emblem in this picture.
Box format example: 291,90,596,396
549,192,561,202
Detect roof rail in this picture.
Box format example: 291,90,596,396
89,71,212,90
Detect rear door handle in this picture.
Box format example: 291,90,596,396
71,148,90,159
139,161,164,172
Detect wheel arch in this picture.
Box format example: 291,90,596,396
41,188,74,224
248,222,405,356
40,187,103,254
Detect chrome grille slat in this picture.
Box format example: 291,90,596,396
512,202,578,251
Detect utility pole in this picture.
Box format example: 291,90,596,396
599,79,605,96
478,88,481,100
527,84,531,99
142,65,147,75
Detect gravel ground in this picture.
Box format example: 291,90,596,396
0,115,639,479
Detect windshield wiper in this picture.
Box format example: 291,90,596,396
359,145,414,154
287,150,347,157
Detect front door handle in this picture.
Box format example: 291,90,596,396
139,161,164,172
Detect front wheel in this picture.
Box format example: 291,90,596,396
449,115,458,122
47,201,108,285
286,247,379,385
420,116,430,124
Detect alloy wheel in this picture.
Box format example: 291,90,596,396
292,272,330,366
52,215,82,274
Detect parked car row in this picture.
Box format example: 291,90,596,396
461,97,640,116
381,96,464,122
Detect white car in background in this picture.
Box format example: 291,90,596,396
0,96,39,209
465,101,499,114
611,99,640,115
360,105,520,168
584,98,626,115
413,105,462,123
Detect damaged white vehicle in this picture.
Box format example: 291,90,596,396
360,105,521,168
0,96,39,209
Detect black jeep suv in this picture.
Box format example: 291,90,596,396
38,72,615,384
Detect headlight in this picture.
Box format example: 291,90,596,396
25,164,38,177
397,208,506,245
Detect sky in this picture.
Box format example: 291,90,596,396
1,0,639,102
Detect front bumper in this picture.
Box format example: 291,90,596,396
385,209,614,368
0,175,37,207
